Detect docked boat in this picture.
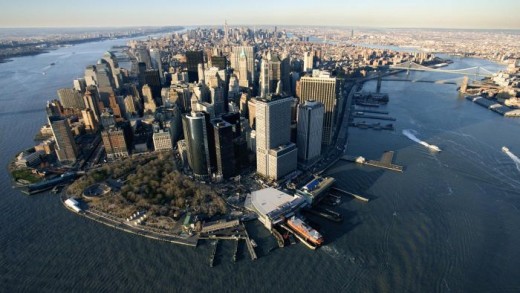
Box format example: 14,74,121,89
287,216,324,246
502,146,510,153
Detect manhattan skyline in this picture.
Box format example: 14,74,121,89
1,0,519,29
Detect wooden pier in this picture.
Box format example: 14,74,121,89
243,224,257,261
331,187,369,202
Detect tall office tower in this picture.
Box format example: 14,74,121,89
57,88,85,110
144,69,162,104
167,105,183,146
169,82,191,112
198,64,205,83
102,51,122,89
46,100,64,117
83,86,101,122
248,98,256,129
239,93,249,117
299,73,342,145
268,53,282,94
228,75,240,103
136,47,152,69
137,62,147,87
297,100,324,162
211,119,235,179
280,54,291,94
290,72,300,97
210,87,225,116
204,67,225,88
224,20,229,44
221,112,248,170
142,84,157,113
149,48,164,81
81,108,99,133
186,51,204,82
84,65,97,87
232,46,255,89
259,58,269,97
182,112,212,179
108,93,122,119
255,96,297,180
211,56,227,70
48,115,78,163
123,95,138,118
303,51,314,72
101,125,130,159
95,59,116,106
153,130,173,151
73,78,86,93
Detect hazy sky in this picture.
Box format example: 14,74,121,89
1,0,519,29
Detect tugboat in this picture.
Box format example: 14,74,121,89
502,146,510,153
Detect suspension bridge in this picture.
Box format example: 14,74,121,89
389,61,495,78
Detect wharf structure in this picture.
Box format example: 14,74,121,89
245,187,306,231
296,177,336,205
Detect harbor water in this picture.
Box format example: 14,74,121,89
1,39,520,292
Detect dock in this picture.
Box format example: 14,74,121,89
243,224,258,261
232,239,239,263
340,151,403,172
209,240,219,267
366,151,403,172
353,114,396,121
331,187,369,202
302,207,343,222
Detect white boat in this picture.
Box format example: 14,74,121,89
428,144,442,152
502,146,510,153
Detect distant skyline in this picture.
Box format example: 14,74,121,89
1,0,519,29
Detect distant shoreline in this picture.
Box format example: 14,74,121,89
0,26,184,63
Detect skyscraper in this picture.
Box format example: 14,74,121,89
48,116,78,163
255,96,297,180
299,72,342,145
82,108,99,133
297,100,324,162
186,51,204,82
142,84,157,113
303,51,314,72
211,119,235,179
182,112,212,179
232,46,255,89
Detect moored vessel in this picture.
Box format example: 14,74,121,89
286,216,324,246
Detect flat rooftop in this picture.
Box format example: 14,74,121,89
248,188,305,220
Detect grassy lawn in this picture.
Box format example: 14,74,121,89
11,168,43,184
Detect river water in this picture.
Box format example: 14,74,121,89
1,39,520,292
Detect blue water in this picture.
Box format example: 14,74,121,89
1,38,520,292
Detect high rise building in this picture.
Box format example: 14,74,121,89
95,59,116,106
48,116,78,163
182,112,212,179
83,86,101,122
303,51,314,72
57,88,85,109
81,108,99,133
297,100,324,162
255,96,297,180
211,56,227,70
299,73,342,145
186,51,204,82
149,48,164,81
211,119,235,179
142,84,157,113
101,125,130,159
46,100,63,117
231,46,255,89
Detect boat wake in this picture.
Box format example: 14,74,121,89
503,147,520,172
402,129,441,152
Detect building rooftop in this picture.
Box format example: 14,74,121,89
248,187,306,221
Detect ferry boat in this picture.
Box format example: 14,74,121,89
287,216,324,246
502,146,510,153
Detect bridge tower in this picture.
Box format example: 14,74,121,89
376,72,382,93
460,76,469,93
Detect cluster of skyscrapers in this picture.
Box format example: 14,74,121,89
41,27,345,183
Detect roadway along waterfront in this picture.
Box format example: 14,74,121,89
1,39,520,292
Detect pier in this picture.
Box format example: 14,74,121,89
340,151,403,172
352,113,396,121
331,187,369,202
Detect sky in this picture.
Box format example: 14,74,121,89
1,0,519,29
